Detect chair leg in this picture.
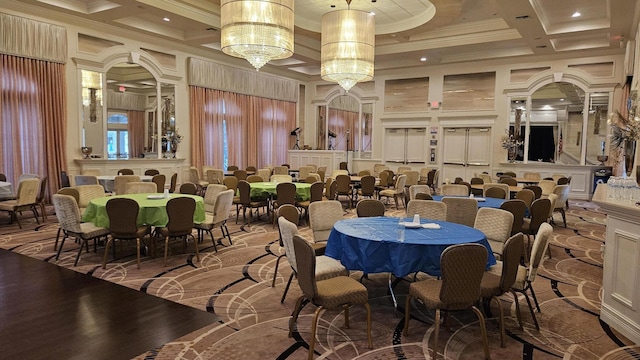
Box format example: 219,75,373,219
190,234,200,263
403,293,413,335
102,237,114,269
561,208,567,228
289,295,305,337
308,306,324,360
163,236,170,266
433,309,441,360
206,229,217,252
136,237,141,269
491,296,505,347
471,305,491,359
73,239,88,266
343,304,350,328
272,254,284,287
364,302,373,348
281,272,295,303
510,289,524,330
222,223,232,245
522,290,540,331
54,227,63,251
56,234,69,260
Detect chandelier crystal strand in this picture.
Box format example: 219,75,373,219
220,0,294,70
321,4,375,91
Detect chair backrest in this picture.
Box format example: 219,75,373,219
527,222,553,282
426,169,437,187
359,175,376,196
439,243,487,307
515,189,535,210
246,175,263,183
556,177,570,185
237,180,251,204
152,174,166,192
233,169,248,181
292,234,319,299
278,204,300,226
278,217,300,271
483,183,509,199
500,199,527,235
212,189,235,224
397,166,411,174
57,187,79,204
144,169,160,176
52,194,82,233
374,163,387,177
335,174,352,195
553,185,570,209
440,184,469,196
169,173,178,193
316,167,326,182
0,173,6,182
415,192,433,200
474,207,513,244
546,193,558,219
404,171,420,186
524,185,542,199
60,171,71,188
305,174,321,183
523,172,540,180
500,177,518,186
271,174,293,183
223,176,239,192
309,181,325,202
36,176,48,202
498,233,525,293
74,175,98,186
479,173,493,184
106,198,140,237
309,200,343,242
227,165,239,171
206,169,225,184
117,168,134,175
538,179,556,196
409,185,431,200
378,170,390,189
356,199,385,217
179,182,198,195
246,165,257,172
276,182,297,205
165,197,196,236
16,178,40,205
76,184,105,209
470,177,484,185
406,199,447,221
503,171,517,177
114,175,140,195
273,166,289,175
330,169,349,179
418,167,431,182
125,181,157,194
357,169,371,176
298,166,314,180
189,167,201,184
441,197,478,227
529,198,551,232
203,184,228,213
256,168,272,182
339,161,348,170
394,174,407,193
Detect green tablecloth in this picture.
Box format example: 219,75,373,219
82,193,205,227
249,182,312,200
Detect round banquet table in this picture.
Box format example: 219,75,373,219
325,217,496,277
81,193,205,227
249,182,312,200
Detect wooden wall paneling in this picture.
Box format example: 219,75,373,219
442,72,496,111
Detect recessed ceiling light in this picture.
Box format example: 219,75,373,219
542,105,553,110
572,12,581,18
370,11,375,15
163,17,170,22
560,98,565,101
420,57,427,62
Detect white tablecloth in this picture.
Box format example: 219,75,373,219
0,181,14,199
96,175,153,193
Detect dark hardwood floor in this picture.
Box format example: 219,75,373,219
0,249,219,360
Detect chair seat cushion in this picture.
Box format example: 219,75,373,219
488,261,528,290
316,255,348,281
194,214,215,230
379,189,397,197
488,239,504,255
0,200,18,210
312,242,326,255
111,225,151,239
315,276,368,309
480,272,501,298
78,222,110,239
409,279,443,309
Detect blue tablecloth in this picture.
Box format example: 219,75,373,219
432,195,505,209
325,217,496,277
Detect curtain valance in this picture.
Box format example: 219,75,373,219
0,13,67,63
107,91,146,111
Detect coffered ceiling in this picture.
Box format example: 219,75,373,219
4,0,640,81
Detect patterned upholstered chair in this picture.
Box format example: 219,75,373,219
271,174,293,183
308,200,343,251
154,197,200,266
151,174,166,193
74,175,98,186
114,175,140,195
0,178,40,228
117,168,134,175
76,184,106,214
406,199,447,221
379,174,407,209
194,189,234,252
538,179,556,197
102,198,151,269
206,169,225,185
500,199,527,236
515,188,535,211
144,169,160,176
474,207,514,258
125,182,157,194
440,184,469,196
408,184,431,201
441,197,478,227
355,199,385,217
552,184,571,227
179,182,198,195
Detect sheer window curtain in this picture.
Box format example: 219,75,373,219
0,54,67,199
127,110,145,158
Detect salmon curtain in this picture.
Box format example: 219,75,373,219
127,110,145,158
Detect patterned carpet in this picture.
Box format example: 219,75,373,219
1,200,639,360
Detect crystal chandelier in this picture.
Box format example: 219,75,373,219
220,0,295,71
321,0,375,91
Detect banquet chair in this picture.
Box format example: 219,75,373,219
256,168,271,182
356,175,376,200
0,178,40,228
503,171,517,177
74,175,98,186
179,182,198,195
117,168,134,175
273,166,289,175
406,199,447,221
236,180,269,226
357,169,372,176
431,169,440,192
556,176,570,185
415,192,434,200
500,199,527,236
374,170,391,194
316,166,326,182
168,173,178,193
52,194,110,266
409,185,431,200
277,218,348,304
246,175,263,183
418,167,431,184
296,181,324,221
144,169,160,176
272,182,297,227
515,189,535,211
289,234,371,360
227,165,239,171
379,174,407,209
481,233,524,347
272,205,301,288
552,185,570,227
223,175,239,192
306,173,322,183
441,197,477,227
397,166,411,174
155,197,200,267
308,200,343,249
206,169,225,185
330,169,349,179
538,179,556,197
440,184,469,196
522,198,551,255
474,207,513,258
0,173,5,181
489,223,553,331
454,177,464,184
339,161,348,171
53,187,80,251
524,185,542,199
114,175,140,195
76,184,106,214
523,172,540,180
34,176,48,222
356,199,385,217
245,165,257,173
152,174,166,192
404,243,490,360
194,189,234,252
483,183,509,199
499,177,518,186
189,167,208,194
125,182,157,194
334,174,353,208
403,171,420,188
298,166,314,181
60,171,71,188
479,173,493,184
233,169,248,181
470,177,484,185
271,174,293,183
102,198,151,269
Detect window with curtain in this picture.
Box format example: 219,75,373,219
189,86,296,171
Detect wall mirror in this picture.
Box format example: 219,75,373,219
317,93,373,157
